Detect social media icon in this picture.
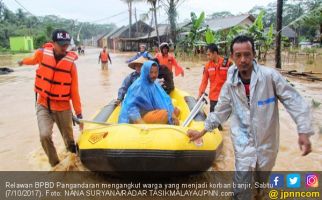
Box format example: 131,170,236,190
270,174,284,188
306,174,319,188
287,174,301,188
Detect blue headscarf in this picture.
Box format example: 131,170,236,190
118,61,174,124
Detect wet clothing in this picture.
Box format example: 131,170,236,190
22,43,82,115
99,51,111,63
239,74,251,105
37,104,76,166
158,65,174,94
127,51,153,63
118,61,174,124
142,109,169,124
209,101,218,113
34,45,77,102
204,62,314,198
22,43,82,167
117,71,140,101
199,56,232,101
204,61,313,170
155,53,184,77
209,101,223,131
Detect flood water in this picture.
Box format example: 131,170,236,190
0,47,321,171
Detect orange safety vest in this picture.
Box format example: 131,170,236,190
155,53,183,76
199,56,232,101
100,51,108,62
34,45,78,101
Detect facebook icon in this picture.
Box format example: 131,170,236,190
270,174,284,188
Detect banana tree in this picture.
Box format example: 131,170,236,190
247,10,267,60
180,11,205,52
262,24,274,61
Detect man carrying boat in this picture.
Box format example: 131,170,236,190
18,29,83,167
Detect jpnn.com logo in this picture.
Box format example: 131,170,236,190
270,174,284,188
306,174,319,188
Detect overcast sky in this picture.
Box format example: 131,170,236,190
3,0,276,26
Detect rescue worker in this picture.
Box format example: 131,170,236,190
98,46,112,70
198,43,232,130
18,29,83,167
187,35,314,199
127,44,153,63
116,56,148,105
118,61,179,125
155,42,184,77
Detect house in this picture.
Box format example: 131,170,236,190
128,24,171,50
205,14,255,32
264,26,297,45
106,20,154,51
299,41,312,49
281,26,297,44
9,36,34,52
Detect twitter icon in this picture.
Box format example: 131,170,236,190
287,174,301,188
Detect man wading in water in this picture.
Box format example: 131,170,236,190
188,35,314,199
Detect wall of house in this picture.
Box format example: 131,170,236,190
9,36,34,52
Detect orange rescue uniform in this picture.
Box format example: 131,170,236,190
155,53,184,76
22,43,82,115
198,56,232,101
100,51,109,62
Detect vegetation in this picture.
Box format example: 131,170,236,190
0,0,116,50
249,0,322,43
175,0,321,62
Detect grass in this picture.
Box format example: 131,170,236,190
0,48,32,54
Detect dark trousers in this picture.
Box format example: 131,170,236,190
210,100,223,130
210,100,217,112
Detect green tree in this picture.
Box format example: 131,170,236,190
147,0,160,45
161,0,181,44
178,12,205,53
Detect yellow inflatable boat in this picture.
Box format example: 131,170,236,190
77,88,222,173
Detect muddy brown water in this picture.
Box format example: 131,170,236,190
0,47,321,172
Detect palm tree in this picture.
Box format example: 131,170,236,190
161,0,181,44
275,0,283,69
147,0,160,45
121,0,140,38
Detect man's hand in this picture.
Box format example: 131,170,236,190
18,60,23,66
298,133,312,156
77,114,84,131
115,99,121,106
172,117,179,126
187,129,207,142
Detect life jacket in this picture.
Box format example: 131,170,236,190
100,51,108,62
155,53,183,76
34,44,78,101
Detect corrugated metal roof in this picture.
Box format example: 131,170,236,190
110,26,128,38
143,24,170,38
264,26,297,38
206,14,255,31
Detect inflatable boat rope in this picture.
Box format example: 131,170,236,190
76,118,190,135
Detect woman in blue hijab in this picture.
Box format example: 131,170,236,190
118,60,179,125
